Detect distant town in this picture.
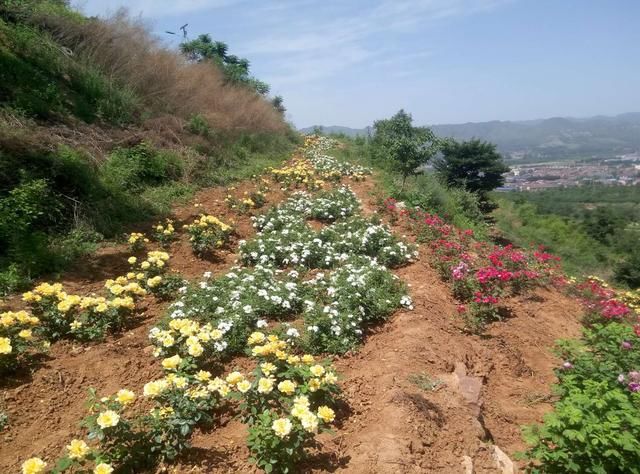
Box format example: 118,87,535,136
501,152,640,191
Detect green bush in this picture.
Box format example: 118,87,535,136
523,380,640,473
102,142,183,191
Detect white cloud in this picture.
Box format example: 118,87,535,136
74,0,242,18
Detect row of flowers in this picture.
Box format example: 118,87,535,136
19,135,413,473
383,197,561,331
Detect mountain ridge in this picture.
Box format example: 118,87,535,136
301,112,640,162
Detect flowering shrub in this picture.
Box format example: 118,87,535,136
126,250,183,299
523,283,640,471
225,189,267,214
149,266,303,362
127,232,149,252
303,256,413,353
152,218,176,247
23,283,137,341
235,333,340,473
184,214,233,256
0,310,48,374
383,197,561,331
271,160,324,191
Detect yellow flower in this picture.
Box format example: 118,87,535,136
248,331,266,345
187,341,204,357
116,389,136,405
277,380,296,395
225,371,244,385
260,362,277,376
272,417,293,438
293,395,310,408
308,378,321,392
21,457,47,474
67,439,90,459
18,329,33,340
95,303,109,313
141,261,151,270
147,276,162,288
291,404,309,419
257,377,274,394
94,463,114,474
323,372,338,384
128,256,137,265
309,364,325,377
317,406,335,423
0,337,12,354
143,379,168,397
196,370,212,382
96,410,120,429
300,412,319,433
237,380,252,393
162,354,182,370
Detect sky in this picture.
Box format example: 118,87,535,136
74,0,640,128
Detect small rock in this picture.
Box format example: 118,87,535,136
492,445,516,474
461,455,474,474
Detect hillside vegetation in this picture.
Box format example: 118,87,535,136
0,0,297,294
495,184,640,286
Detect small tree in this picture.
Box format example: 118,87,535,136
434,139,509,204
180,34,270,96
371,110,439,189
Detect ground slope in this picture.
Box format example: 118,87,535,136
0,167,582,473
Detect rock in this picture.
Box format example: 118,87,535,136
461,455,474,474
453,362,483,417
492,445,516,474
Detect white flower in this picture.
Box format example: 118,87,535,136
256,319,268,328
203,271,212,279
286,328,300,338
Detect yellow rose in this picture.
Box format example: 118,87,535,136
272,418,293,438
143,379,169,397
96,410,120,429
94,463,114,474
277,380,296,395
225,371,244,385
237,380,252,393
162,354,182,370
21,457,47,474
0,337,12,354
18,329,33,340
317,406,335,423
309,364,325,377
67,439,90,459
116,389,136,405
128,256,137,265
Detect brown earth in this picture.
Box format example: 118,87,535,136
0,173,583,473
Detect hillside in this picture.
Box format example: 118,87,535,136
2,3,640,474
302,112,640,162
0,0,297,295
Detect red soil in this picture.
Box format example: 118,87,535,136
0,175,583,473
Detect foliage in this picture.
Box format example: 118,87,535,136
434,138,509,210
522,381,640,473
184,214,233,256
0,310,48,374
370,109,440,187
180,33,271,96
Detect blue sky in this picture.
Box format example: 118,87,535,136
75,0,640,128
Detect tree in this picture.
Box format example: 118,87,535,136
434,138,509,200
179,34,270,96
371,110,440,188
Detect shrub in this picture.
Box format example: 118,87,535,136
102,142,183,192
522,380,640,473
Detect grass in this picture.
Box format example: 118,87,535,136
408,372,444,392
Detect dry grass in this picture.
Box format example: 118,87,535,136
40,9,287,133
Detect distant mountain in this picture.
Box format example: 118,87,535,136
298,125,371,137
301,113,640,163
